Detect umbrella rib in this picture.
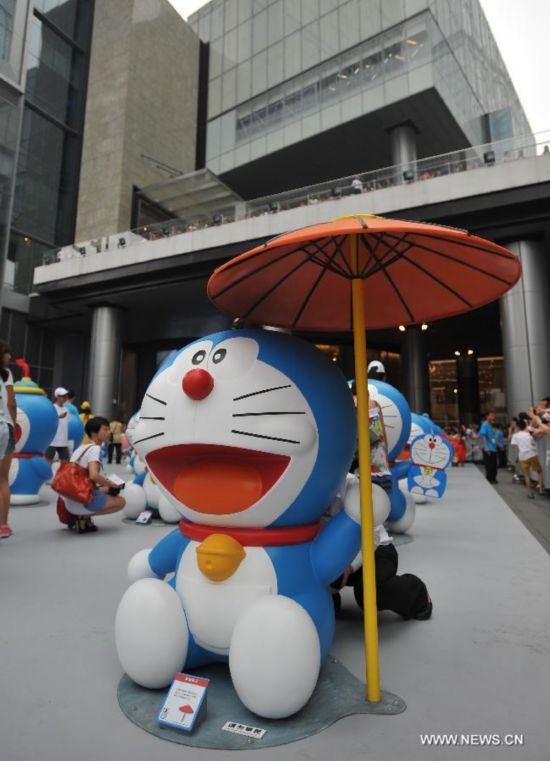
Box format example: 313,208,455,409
211,244,308,298
241,255,311,319
361,235,416,322
400,252,473,307
382,232,517,285
361,233,414,278
304,236,352,278
291,238,346,328
403,231,516,260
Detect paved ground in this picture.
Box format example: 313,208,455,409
475,464,550,554
1,464,549,760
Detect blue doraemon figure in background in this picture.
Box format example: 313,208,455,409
367,376,412,527
9,361,58,505
408,430,453,498
115,329,369,719
65,394,84,453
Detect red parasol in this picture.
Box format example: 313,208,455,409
207,214,520,702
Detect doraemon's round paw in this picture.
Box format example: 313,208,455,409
123,482,147,518
128,548,157,583
343,477,390,525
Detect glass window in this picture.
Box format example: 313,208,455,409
221,67,236,113
25,18,80,126
210,4,223,39
339,0,360,51
267,41,283,89
13,109,65,243
252,9,267,55
224,27,237,66
236,19,251,63
301,0,319,26
224,0,237,32
236,60,252,104
284,0,300,35
319,11,339,61
284,31,301,79
251,48,267,96
267,0,283,46
302,21,320,70
33,0,78,39
0,0,15,62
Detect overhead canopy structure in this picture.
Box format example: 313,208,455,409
137,168,243,221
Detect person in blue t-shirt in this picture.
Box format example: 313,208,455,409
479,411,498,483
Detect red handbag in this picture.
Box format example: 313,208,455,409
51,446,94,504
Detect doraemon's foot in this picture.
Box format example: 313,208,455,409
426,489,439,497
115,578,189,689
229,596,321,719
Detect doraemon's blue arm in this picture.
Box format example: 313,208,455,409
311,511,361,586
32,456,53,481
391,460,410,481
148,529,189,577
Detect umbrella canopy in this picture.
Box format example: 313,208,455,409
207,215,521,331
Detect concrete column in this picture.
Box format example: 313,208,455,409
389,122,417,183
401,326,430,414
500,239,550,418
88,305,121,418
456,354,480,425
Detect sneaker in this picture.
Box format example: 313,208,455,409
413,599,433,621
527,493,535,499
0,524,13,538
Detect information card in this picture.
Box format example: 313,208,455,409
158,673,209,732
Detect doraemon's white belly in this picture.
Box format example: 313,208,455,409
176,542,278,655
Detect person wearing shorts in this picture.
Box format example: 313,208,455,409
511,419,544,499
59,416,126,533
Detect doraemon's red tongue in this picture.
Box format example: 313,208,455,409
146,445,290,514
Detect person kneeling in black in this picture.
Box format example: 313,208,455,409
332,522,432,620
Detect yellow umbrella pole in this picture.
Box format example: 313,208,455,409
350,236,381,703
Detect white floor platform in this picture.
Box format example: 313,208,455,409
1,465,549,760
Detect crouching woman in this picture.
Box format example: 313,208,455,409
59,416,126,532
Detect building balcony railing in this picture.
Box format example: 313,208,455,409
41,129,550,266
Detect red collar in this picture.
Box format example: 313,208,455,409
179,520,321,547
14,452,44,458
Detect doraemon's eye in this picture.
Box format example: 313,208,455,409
212,348,227,364
192,350,206,365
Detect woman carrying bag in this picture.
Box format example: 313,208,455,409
54,416,126,533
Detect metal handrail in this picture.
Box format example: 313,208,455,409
41,129,550,265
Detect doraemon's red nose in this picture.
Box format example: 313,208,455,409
428,442,435,449
182,369,214,400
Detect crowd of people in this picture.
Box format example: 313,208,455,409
441,400,550,501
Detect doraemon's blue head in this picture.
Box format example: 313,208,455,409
132,329,357,528
14,380,58,453
409,412,442,444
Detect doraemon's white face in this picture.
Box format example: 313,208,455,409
133,336,319,527
411,434,451,468
14,408,31,453
368,383,403,456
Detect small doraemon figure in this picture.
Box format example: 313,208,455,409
408,433,453,498
115,329,365,719
9,362,58,505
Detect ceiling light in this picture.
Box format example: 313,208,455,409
406,39,418,45
454,350,461,356
421,323,428,331
467,349,474,355
398,325,406,332
453,388,458,394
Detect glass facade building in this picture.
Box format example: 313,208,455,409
189,0,531,192
7,0,93,294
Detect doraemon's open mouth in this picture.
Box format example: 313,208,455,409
146,444,290,515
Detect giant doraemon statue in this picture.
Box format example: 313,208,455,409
115,329,374,718
10,361,58,504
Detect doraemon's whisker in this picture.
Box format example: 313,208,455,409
145,393,167,406
132,432,165,446
232,411,306,417
140,416,166,421
232,429,300,445
233,385,292,402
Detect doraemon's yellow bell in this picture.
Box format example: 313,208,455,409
196,534,246,582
